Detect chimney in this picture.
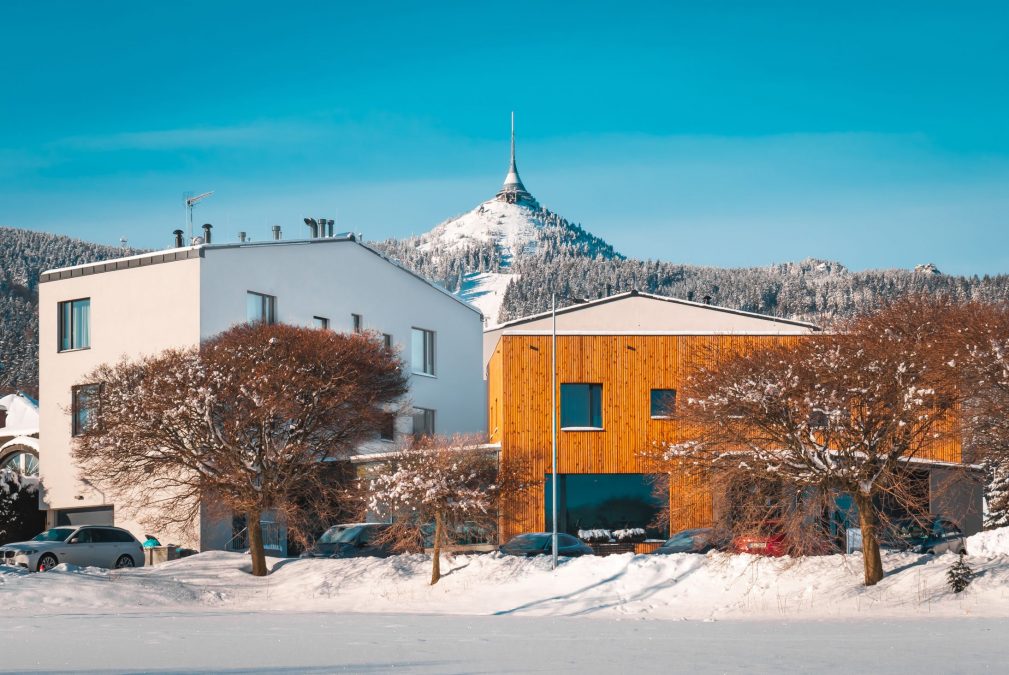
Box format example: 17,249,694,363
202,223,213,244
173,229,184,248
703,295,712,305
238,231,247,243
327,219,334,237
303,218,317,238
272,225,282,241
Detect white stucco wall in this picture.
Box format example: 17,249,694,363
38,256,202,545
38,239,486,550
483,294,818,367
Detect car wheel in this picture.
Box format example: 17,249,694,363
114,554,135,569
36,554,58,572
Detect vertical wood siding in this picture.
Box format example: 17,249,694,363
495,333,962,539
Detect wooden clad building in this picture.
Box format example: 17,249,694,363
485,291,982,544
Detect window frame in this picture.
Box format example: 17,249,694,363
650,388,677,419
560,383,604,430
382,333,393,349
352,313,363,333
379,412,396,442
411,327,436,377
246,291,277,325
71,383,101,437
412,407,436,439
313,316,330,330
57,297,91,352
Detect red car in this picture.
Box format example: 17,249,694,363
732,531,788,557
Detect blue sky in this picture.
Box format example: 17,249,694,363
2,2,1008,274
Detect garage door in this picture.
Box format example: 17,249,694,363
55,506,114,527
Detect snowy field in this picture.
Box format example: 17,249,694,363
2,529,1009,672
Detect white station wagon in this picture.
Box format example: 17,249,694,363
0,525,145,571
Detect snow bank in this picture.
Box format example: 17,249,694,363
2,548,1008,621
967,526,1009,557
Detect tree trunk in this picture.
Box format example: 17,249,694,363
854,493,884,586
430,511,443,585
248,511,268,577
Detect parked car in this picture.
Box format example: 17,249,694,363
881,516,967,555
499,532,594,557
0,526,144,572
732,530,788,557
653,528,727,555
300,523,395,559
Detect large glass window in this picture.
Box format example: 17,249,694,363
411,328,435,376
58,298,91,351
545,474,666,539
650,389,677,418
72,384,101,436
560,383,603,429
246,292,276,324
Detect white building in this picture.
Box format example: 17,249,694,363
37,229,485,550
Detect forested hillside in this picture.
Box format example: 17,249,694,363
0,227,127,394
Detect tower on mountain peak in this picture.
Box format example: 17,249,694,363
495,112,538,206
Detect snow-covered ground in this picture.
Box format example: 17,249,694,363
3,534,1009,671
3,536,1009,621
4,612,1007,673
459,270,515,325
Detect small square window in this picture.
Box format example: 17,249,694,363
313,316,330,329
412,408,435,439
411,328,435,376
246,292,276,324
383,333,393,349
58,298,91,351
650,389,677,418
561,384,603,429
352,314,363,333
72,384,101,436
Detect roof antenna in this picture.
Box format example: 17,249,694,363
184,191,214,240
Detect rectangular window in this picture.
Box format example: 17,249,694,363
58,298,91,351
383,333,393,349
544,473,667,539
72,384,100,436
411,328,435,376
561,383,603,429
246,292,276,324
379,413,396,442
313,316,330,329
352,314,363,333
412,408,435,439
650,389,677,418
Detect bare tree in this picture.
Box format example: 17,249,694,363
365,434,531,585
956,301,1009,528
654,297,965,585
73,323,408,576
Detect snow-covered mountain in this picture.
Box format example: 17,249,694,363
407,126,618,322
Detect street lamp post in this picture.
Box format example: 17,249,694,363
551,292,558,570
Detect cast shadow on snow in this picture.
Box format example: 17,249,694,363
28,664,452,675
492,560,635,616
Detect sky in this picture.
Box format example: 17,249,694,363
2,1,1008,274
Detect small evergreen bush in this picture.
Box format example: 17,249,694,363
947,553,975,594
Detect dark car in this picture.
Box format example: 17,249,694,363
653,528,726,555
300,523,394,559
499,532,594,557
882,516,967,555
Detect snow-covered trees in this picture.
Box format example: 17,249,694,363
365,435,530,584
657,297,966,586
0,467,40,544
72,323,408,576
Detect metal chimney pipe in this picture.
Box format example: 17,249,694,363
303,218,317,238
173,229,184,248
272,225,281,241
327,219,334,237
238,231,247,243
202,223,213,244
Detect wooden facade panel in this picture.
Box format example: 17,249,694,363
496,333,963,538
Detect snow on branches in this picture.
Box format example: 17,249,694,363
72,322,408,576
